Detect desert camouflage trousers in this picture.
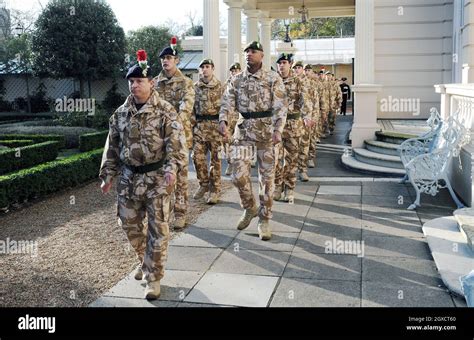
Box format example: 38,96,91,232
230,139,276,220
328,111,336,133
192,140,222,194
275,137,300,191
118,194,171,283
298,125,314,174
174,146,189,220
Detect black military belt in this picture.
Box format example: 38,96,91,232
124,159,165,174
240,111,272,119
196,115,219,121
287,113,301,120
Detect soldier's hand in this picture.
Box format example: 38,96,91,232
304,118,315,129
165,172,176,187
219,121,228,139
101,181,112,195
272,131,282,145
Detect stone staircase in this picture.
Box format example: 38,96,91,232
342,131,417,177
423,208,474,298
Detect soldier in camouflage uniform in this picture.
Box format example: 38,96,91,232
99,50,187,300
274,54,312,202
192,59,224,205
307,67,329,169
224,62,242,176
219,41,287,241
327,73,342,135
294,62,319,181
154,39,195,230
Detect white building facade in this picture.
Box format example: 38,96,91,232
203,0,474,205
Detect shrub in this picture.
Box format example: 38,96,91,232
102,82,126,113
0,134,66,149
30,83,53,113
0,126,96,149
0,141,60,176
0,140,35,148
13,97,28,112
79,131,108,152
0,149,103,209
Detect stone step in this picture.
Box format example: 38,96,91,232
341,153,406,176
453,208,474,252
364,140,401,156
353,148,404,169
376,131,417,145
423,216,474,298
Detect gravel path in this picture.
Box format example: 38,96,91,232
0,179,233,307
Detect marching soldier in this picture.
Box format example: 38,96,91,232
308,67,329,169
99,50,187,300
327,73,342,135
224,62,242,176
293,61,318,182
218,41,287,241
340,77,351,116
274,54,312,202
154,37,195,230
192,59,224,205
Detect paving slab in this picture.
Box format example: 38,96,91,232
270,278,361,307
363,236,432,260
317,185,361,196
89,296,179,308
209,249,291,276
361,217,423,238
294,228,363,255
231,231,299,252
362,183,410,197
103,270,203,302
362,282,454,307
166,247,223,272
283,251,361,281
307,202,362,219
362,256,443,287
170,227,238,248
184,272,279,307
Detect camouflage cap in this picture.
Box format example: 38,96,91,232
199,58,214,68
292,61,304,69
244,41,264,52
229,62,241,71
304,64,313,71
276,53,293,64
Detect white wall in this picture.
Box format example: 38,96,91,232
374,0,454,119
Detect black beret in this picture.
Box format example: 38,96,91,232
244,41,263,52
199,58,214,68
126,64,152,79
276,53,293,64
159,46,178,58
229,62,241,71
342,77,347,81
292,61,304,69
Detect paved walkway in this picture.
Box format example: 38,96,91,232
90,115,468,308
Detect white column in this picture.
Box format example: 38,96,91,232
224,0,244,69
462,0,474,83
350,0,382,148
244,9,260,44
203,0,220,80
259,14,273,70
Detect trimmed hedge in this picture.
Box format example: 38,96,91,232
79,130,108,152
0,141,60,176
0,140,35,148
0,148,103,209
0,134,66,150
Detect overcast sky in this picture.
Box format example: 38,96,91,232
7,0,227,33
